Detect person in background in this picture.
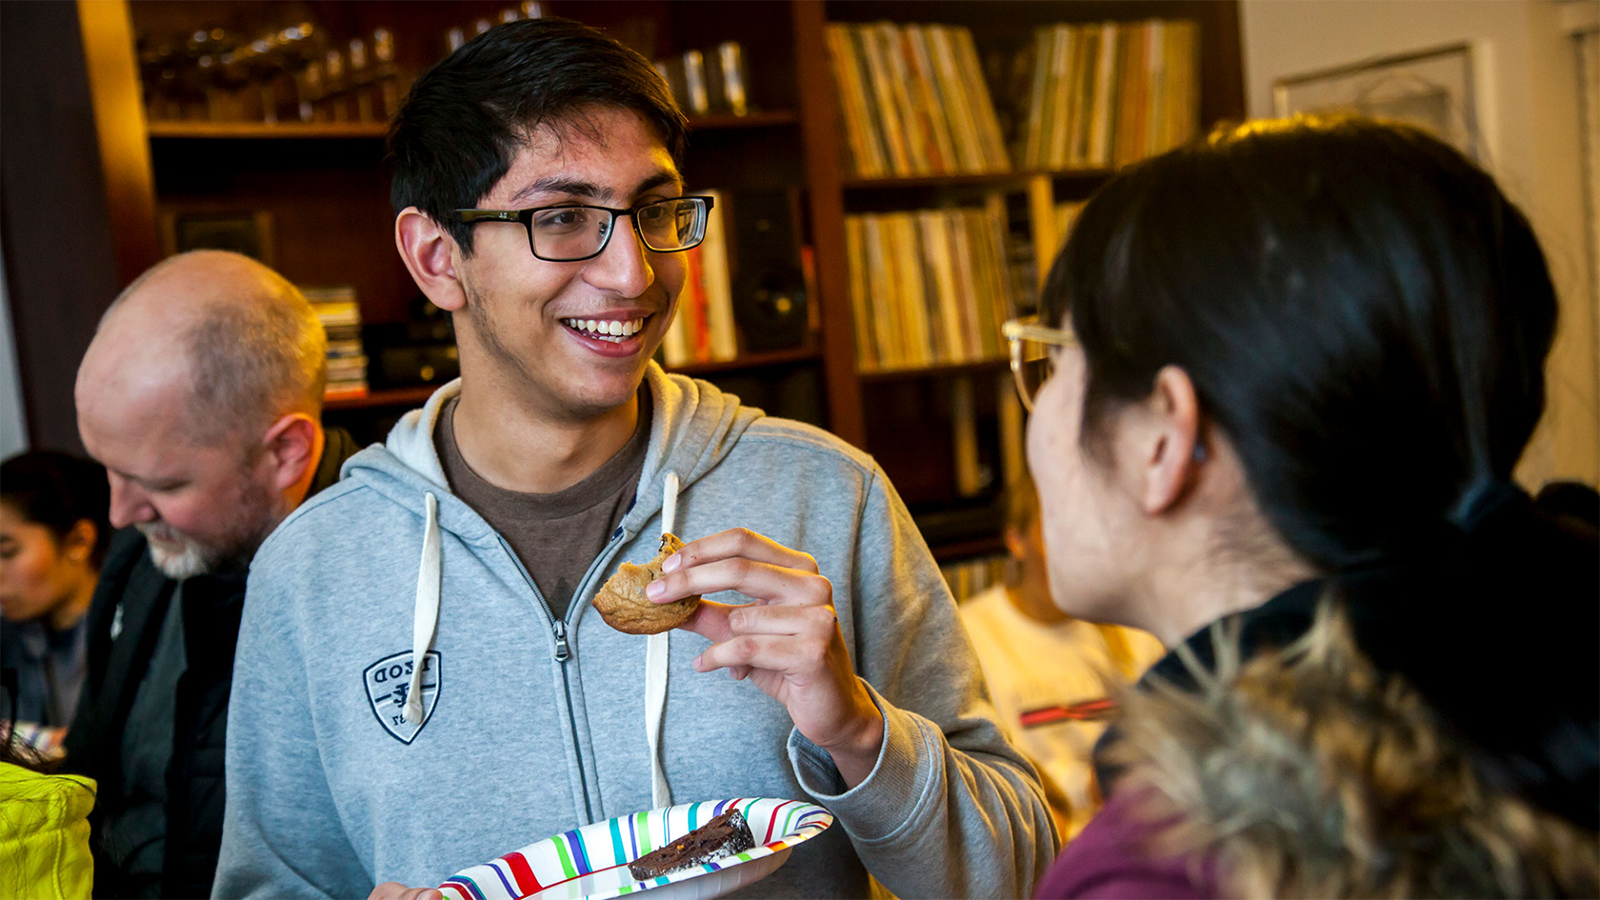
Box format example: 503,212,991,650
1008,116,1598,897
0,450,111,753
960,473,1162,839
65,250,362,899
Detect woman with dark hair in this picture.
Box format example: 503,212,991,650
1005,116,1598,898
1,450,110,746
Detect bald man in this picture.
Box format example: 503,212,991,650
62,250,362,899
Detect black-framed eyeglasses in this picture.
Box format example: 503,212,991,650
1002,314,1078,412
454,195,715,262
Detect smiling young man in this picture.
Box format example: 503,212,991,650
214,19,1054,900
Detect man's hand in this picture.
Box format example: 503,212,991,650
368,883,441,900
645,528,885,787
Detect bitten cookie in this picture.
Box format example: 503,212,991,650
592,533,701,635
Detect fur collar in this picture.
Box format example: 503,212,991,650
1106,606,1600,898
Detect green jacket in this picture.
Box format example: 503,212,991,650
0,761,96,899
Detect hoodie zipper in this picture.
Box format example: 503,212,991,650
496,536,593,822
553,620,570,661
496,522,642,823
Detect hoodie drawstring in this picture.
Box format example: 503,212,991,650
646,472,680,808
405,491,442,724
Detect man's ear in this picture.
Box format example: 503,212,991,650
260,413,321,493
396,207,467,313
1135,365,1204,515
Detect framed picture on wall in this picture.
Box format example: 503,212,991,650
159,209,276,264
1273,42,1483,162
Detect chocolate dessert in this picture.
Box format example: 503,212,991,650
628,808,757,881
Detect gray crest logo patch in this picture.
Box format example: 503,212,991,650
364,650,441,744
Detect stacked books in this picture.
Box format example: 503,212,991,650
1017,19,1200,170
826,21,1011,178
844,197,1018,373
302,286,368,400
662,189,738,367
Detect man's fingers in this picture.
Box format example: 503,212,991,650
693,632,830,675
726,602,838,637
664,528,819,576
649,557,829,607
679,599,738,642
680,602,837,659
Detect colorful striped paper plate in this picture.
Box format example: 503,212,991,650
438,798,834,900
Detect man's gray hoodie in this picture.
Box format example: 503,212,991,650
214,365,1056,898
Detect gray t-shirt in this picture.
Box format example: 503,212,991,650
102,583,187,897
433,392,650,621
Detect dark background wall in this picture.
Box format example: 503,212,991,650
1,2,151,453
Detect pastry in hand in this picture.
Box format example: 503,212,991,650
593,533,701,635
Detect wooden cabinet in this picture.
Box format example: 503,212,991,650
72,0,1243,557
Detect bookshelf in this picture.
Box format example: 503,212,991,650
146,113,799,141
70,0,1243,558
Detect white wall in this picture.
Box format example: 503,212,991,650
0,239,29,459
1240,0,1600,488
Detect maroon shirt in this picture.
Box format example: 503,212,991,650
1035,789,1214,899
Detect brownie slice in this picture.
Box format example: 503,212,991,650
628,809,757,880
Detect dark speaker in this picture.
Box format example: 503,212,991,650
729,191,809,352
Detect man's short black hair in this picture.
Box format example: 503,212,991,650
388,17,688,256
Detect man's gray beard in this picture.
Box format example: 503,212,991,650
138,523,258,579
135,482,285,579
138,525,211,579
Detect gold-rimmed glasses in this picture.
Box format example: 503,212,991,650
1002,314,1077,412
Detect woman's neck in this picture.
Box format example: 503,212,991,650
49,570,97,632
1142,540,1314,647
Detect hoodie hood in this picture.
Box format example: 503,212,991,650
1106,606,1600,898
340,362,762,776
362,362,760,533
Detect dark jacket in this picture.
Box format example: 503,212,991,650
1042,486,1599,898
62,428,359,899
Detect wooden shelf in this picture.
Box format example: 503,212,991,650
147,121,390,139
666,346,821,377
858,358,1008,383
841,167,1113,191
688,110,799,130
324,346,822,413
324,385,437,412
145,111,798,141
930,535,1006,562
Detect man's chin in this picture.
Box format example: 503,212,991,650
138,526,231,580
144,537,213,580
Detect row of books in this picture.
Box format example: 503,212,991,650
303,286,369,400
1018,19,1201,170
950,370,1027,502
826,22,1010,179
844,199,1018,373
661,189,738,366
